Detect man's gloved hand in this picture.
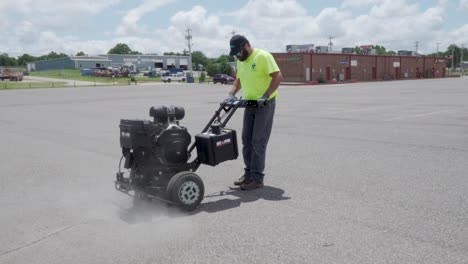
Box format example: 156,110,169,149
257,93,269,107
224,91,237,105
227,91,236,100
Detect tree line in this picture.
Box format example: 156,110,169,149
1,43,466,71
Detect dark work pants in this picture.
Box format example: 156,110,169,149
242,99,276,182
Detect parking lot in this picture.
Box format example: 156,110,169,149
0,78,467,264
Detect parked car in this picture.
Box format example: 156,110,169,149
162,73,186,83
213,74,235,84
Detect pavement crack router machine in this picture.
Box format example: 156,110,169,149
115,98,263,211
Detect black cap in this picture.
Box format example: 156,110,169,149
229,35,248,56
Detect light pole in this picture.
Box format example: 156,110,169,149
461,44,464,73
185,28,193,76
451,47,455,72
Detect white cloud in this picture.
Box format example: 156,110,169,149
341,0,381,8
157,6,236,57
0,0,467,58
333,0,449,53
460,0,468,10
369,0,419,18
315,8,351,37
0,0,120,20
116,0,175,36
1,0,120,41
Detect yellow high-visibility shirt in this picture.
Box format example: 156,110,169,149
236,49,280,100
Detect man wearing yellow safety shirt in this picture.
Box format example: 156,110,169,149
227,35,283,190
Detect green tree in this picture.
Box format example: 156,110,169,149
0,53,18,66
445,44,468,68
199,71,206,82
38,52,68,60
206,63,218,77
216,55,233,63
107,43,140,54
191,51,209,69
163,51,184,56
446,44,461,68
17,54,36,66
352,46,362,54
219,61,233,75
76,51,85,56
374,45,387,55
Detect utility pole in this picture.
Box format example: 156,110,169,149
461,44,464,73
328,36,333,52
451,47,455,71
185,27,193,75
415,41,419,55
230,30,237,36
436,42,440,56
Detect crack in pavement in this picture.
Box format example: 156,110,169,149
0,223,83,258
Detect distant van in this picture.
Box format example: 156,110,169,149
161,73,186,83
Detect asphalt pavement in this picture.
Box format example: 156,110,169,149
0,78,467,264
23,76,107,86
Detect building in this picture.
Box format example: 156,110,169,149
286,44,315,53
273,53,446,82
397,50,415,56
315,46,329,53
359,45,376,55
461,61,468,70
342,47,354,54
30,54,192,72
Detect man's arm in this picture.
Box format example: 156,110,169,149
263,71,283,97
229,78,242,96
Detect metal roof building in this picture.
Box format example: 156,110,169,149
30,54,192,72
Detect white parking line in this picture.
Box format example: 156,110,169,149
385,109,455,121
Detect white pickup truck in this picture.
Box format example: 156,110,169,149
161,73,186,83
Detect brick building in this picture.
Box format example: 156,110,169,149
272,53,446,83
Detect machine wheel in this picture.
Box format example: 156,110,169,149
167,171,204,211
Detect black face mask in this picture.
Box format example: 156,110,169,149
237,46,249,62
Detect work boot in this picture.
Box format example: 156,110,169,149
234,175,251,186
240,180,264,191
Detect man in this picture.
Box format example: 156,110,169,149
227,35,283,190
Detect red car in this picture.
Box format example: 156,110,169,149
213,74,235,84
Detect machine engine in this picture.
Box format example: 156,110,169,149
119,105,191,186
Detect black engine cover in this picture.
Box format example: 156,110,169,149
119,119,191,166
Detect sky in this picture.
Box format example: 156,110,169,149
0,0,467,58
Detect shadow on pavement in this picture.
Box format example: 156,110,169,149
199,185,291,213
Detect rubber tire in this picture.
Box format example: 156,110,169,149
167,171,204,211
168,79,171,83
213,81,217,84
